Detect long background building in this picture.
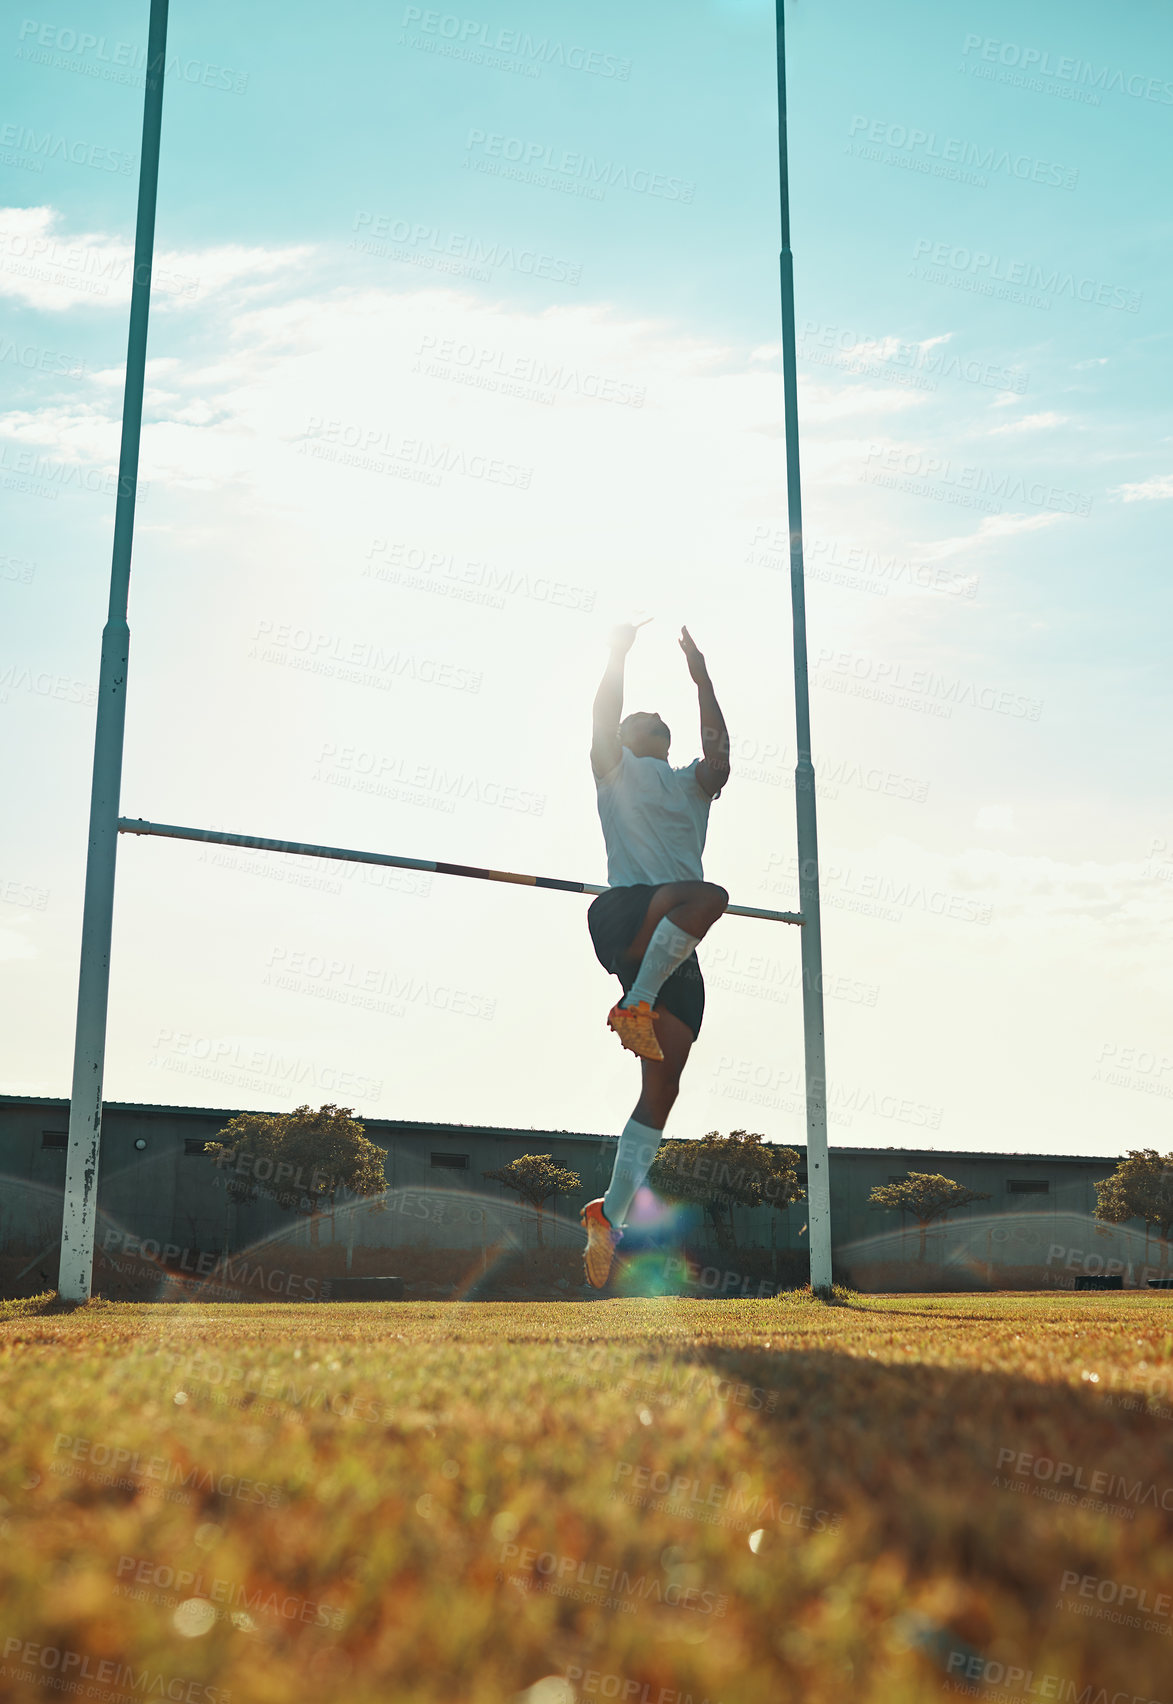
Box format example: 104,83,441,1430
3,1094,1164,1298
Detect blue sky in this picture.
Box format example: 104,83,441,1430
2,0,1171,1157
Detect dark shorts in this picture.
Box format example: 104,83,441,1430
587,883,705,1041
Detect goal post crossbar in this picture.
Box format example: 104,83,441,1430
117,818,805,925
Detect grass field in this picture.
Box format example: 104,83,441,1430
2,1291,1173,1704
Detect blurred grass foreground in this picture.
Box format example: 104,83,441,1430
2,1291,1172,1703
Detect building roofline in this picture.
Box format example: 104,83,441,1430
0,1093,1123,1165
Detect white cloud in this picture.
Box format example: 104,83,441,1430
1112,473,1173,503
974,805,1015,833
987,411,1068,435
0,205,312,313
1074,357,1109,369
0,403,121,464
89,357,182,388
913,511,1069,560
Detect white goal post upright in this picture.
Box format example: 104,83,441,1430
56,0,836,1301
57,0,170,1303
776,0,833,1297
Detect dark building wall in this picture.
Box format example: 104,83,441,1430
0,1095,1129,1278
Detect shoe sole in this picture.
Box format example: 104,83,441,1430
581,1208,617,1288
606,1009,664,1062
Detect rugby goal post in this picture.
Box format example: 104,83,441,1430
56,0,833,1301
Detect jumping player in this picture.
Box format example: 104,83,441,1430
580,620,731,1287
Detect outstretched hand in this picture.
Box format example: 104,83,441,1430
608,617,652,656
679,625,709,685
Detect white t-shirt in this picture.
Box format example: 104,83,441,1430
595,747,713,888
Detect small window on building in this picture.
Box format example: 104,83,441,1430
41,1130,67,1150
184,1138,210,1156
431,1153,469,1169
1007,1179,1049,1194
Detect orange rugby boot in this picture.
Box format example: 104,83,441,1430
580,1198,621,1288
607,999,664,1061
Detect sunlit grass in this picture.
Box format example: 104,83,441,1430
1,1292,1171,1703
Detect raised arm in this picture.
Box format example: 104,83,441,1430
591,622,647,779
679,626,730,799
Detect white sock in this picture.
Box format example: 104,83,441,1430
602,1117,662,1228
621,917,700,1010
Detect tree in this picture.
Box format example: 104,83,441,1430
647,1131,804,1251
1095,1150,1173,1267
204,1104,386,1247
868,1172,991,1261
483,1154,582,1248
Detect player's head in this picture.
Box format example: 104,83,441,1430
620,711,670,761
